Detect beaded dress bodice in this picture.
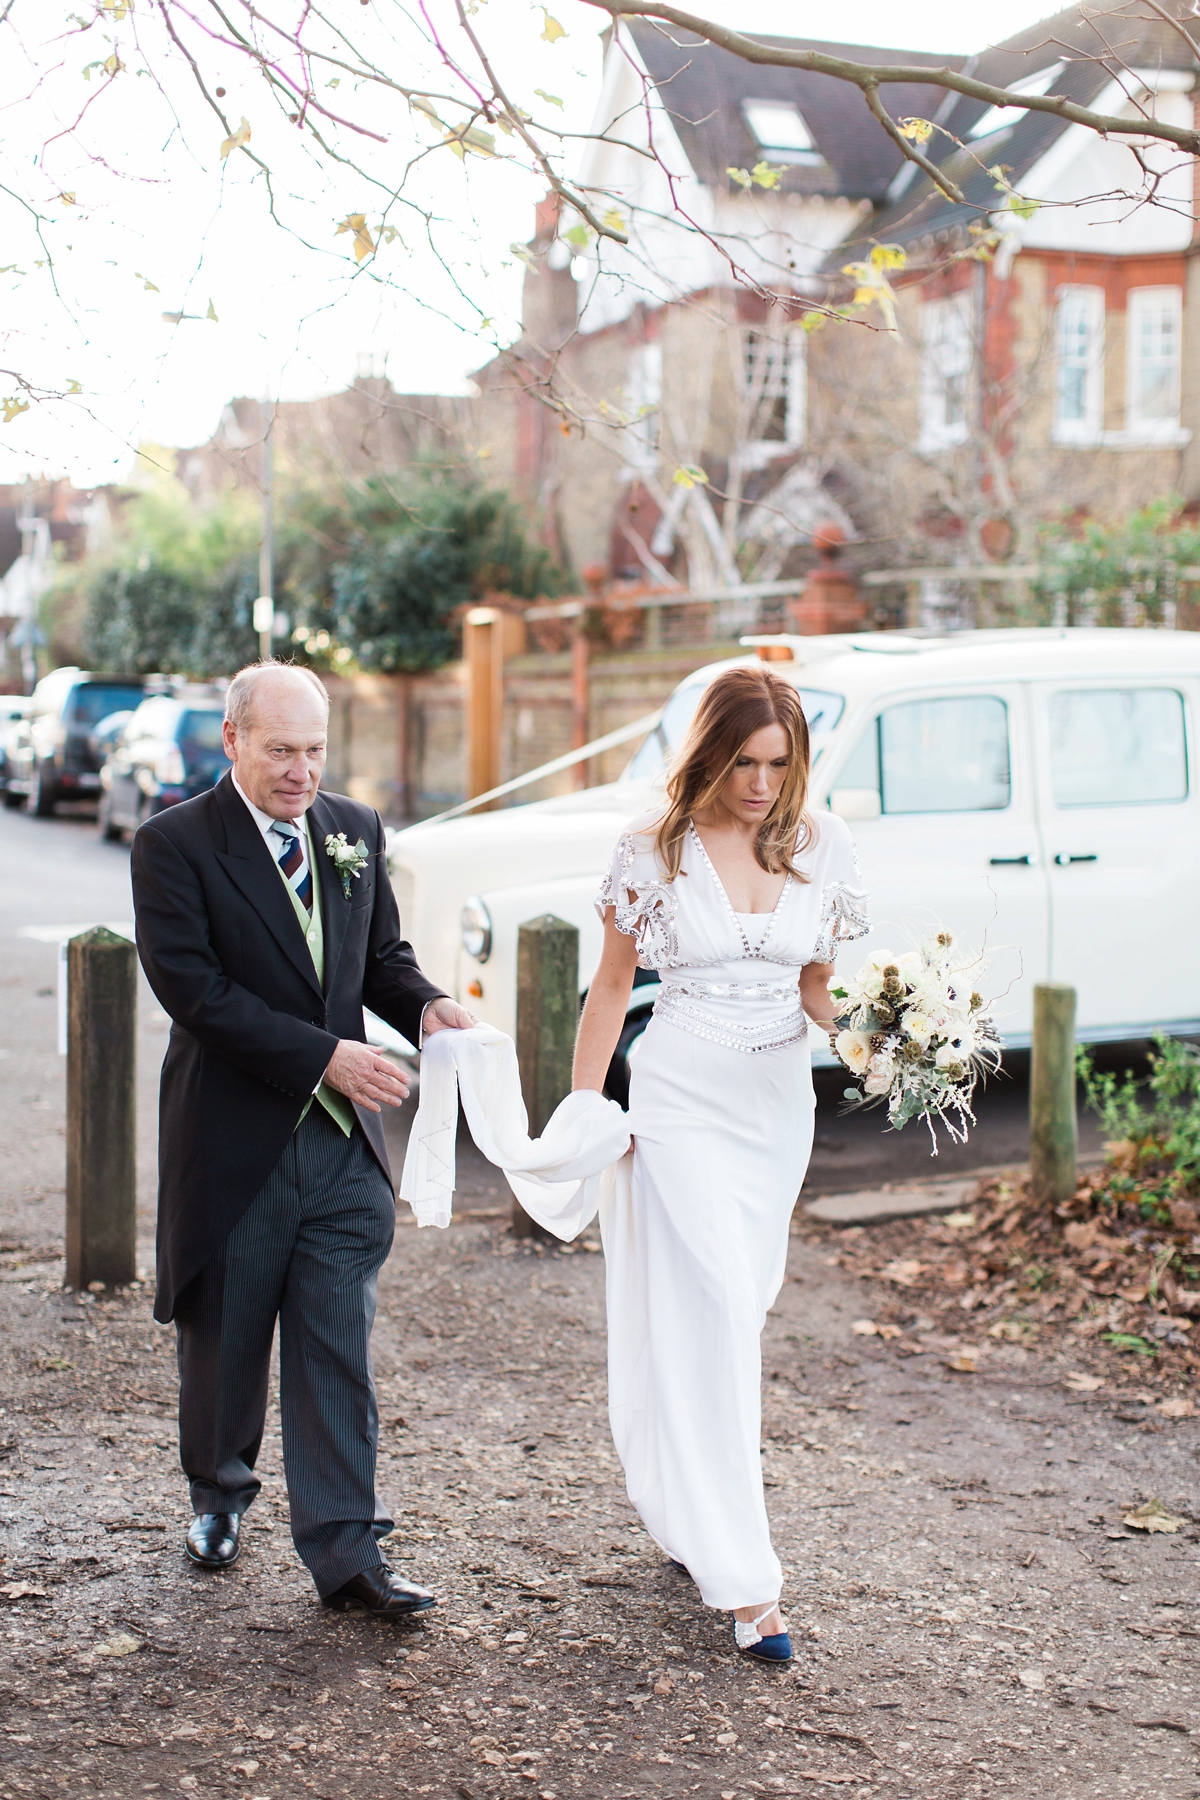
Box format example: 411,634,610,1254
595,812,870,1054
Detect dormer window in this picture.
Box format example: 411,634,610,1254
741,99,823,166
968,62,1064,140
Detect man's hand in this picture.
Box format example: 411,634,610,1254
421,997,478,1036
323,1041,412,1112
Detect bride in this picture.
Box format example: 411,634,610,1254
574,664,869,1662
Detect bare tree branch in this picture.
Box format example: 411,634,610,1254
586,0,1200,156
861,84,968,207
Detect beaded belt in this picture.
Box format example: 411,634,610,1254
654,982,808,1054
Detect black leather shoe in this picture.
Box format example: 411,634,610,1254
322,1564,436,1616
185,1512,240,1569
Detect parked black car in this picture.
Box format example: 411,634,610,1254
98,691,230,840
10,669,148,816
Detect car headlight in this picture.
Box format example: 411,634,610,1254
460,896,492,963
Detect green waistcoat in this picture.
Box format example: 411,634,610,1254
274,813,356,1137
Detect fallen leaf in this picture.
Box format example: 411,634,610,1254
0,1582,46,1599
1064,1219,1101,1251
882,1259,926,1287
1158,1397,1195,1419
851,1320,879,1336
95,1632,142,1657
653,1676,674,1695
942,1210,977,1230
943,1354,977,1374
1064,1372,1105,1392
1122,1498,1187,1534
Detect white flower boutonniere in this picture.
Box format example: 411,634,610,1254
324,831,370,900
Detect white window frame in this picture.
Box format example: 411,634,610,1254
739,327,806,469
919,293,974,452
741,98,823,167
1126,285,1183,440
623,341,663,471
1052,284,1105,444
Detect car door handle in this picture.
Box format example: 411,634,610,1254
989,854,1035,866
1054,853,1098,866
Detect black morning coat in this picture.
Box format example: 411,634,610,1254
130,773,445,1324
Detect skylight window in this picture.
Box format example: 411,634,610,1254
969,62,1064,139
742,99,822,165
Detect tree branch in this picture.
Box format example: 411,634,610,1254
861,83,967,206
587,0,1200,156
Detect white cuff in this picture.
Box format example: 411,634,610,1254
418,999,438,1049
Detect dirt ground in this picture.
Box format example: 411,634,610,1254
2,809,1198,1800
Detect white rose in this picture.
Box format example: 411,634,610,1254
935,1041,967,1076
836,1030,874,1075
902,1011,934,1048
864,1051,895,1097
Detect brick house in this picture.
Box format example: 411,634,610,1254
471,2,1200,585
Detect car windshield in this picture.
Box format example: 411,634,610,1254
180,710,227,751
623,678,845,779
67,685,144,727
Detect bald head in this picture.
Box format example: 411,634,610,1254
222,661,330,820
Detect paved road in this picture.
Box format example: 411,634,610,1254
0,804,1106,1259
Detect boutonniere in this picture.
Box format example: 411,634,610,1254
324,831,370,900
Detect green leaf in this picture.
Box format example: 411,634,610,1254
750,161,781,189
726,166,751,189
672,465,708,489
563,224,590,250
205,298,218,322
534,88,563,109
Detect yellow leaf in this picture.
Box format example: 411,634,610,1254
870,242,906,272
134,272,159,292
205,298,218,322
379,225,400,244
1122,1497,1187,1534
601,206,626,232
726,166,751,189
750,161,780,189
462,124,496,156
57,191,76,206
2,396,30,424
673,465,708,489
510,241,538,269
336,213,376,260
801,310,827,334
534,88,563,109
898,117,933,144
446,138,465,159
67,379,82,394
563,224,590,250
220,116,251,159
540,8,565,42
103,52,122,76
94,1632,141,1658
101,0,130,16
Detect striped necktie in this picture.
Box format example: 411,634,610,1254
270,820,313,913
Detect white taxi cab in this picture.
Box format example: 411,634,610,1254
386,628,1200,1099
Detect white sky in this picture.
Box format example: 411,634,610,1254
0,0,1063,486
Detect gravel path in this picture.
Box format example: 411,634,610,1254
2,1184,1198,1800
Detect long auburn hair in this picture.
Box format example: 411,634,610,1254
654,665,815,882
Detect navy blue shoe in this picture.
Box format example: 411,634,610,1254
734,1604,792,1662
737,1627,793,1662
670,1558,691,1577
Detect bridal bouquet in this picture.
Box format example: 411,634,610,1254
829,930,1003,1150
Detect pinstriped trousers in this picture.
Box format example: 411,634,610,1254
174,1105,396,1596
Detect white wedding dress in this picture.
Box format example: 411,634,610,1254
593,810,868,1609
400,808,868,1613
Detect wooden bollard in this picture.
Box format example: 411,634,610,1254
66,927,137,1290
1030,982,1077,1208
513,914,579,1239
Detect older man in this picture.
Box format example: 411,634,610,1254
131,661,472,1614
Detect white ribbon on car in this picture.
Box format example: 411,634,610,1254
399,1024,632,1237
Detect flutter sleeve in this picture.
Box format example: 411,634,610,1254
809,813,871,964
594,817,680,971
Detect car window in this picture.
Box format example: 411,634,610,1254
624,680,845,779
67,685,145,727
837,695,1011,814
1048,688,1187,807
179,710,227,751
